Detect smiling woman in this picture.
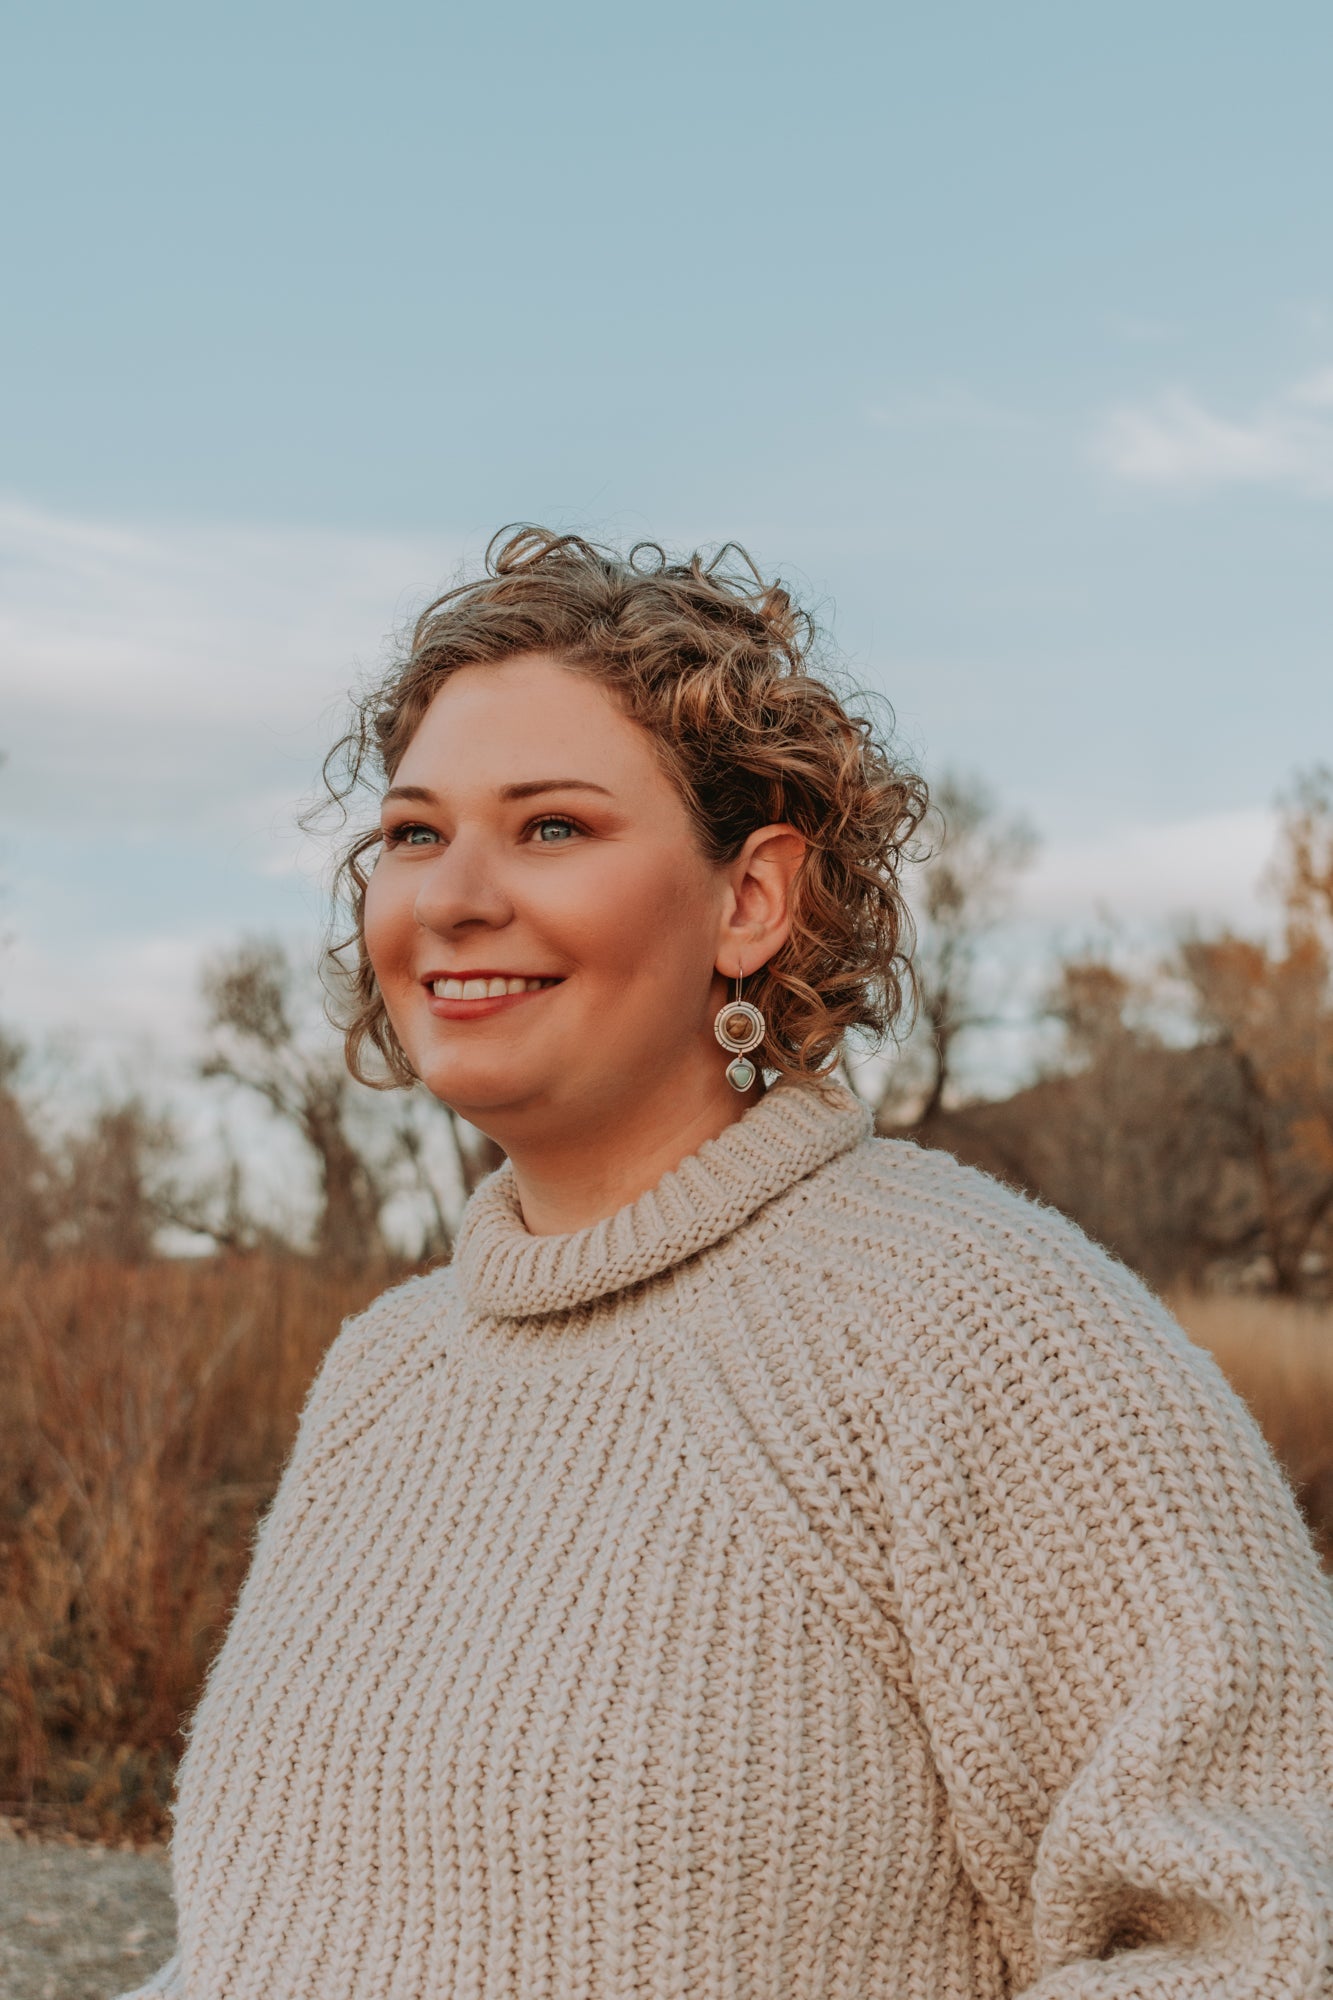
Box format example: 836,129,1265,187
118,528,1333,2000
317,526,925,1227
354,648,820,1225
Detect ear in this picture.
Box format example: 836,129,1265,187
714,823,807,980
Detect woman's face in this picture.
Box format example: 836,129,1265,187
363,652,745,1132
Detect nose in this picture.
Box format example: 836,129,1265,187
411,831,513,938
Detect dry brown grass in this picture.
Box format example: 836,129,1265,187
1173,1292,1333,1569
0,1255,413,1842
2,1260,1329,1844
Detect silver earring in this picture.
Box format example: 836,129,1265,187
714,970,765,1092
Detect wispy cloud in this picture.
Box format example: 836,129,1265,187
1095,370,1333,495
0,496,466,837
3,926,222,1074
1016,807,1273,931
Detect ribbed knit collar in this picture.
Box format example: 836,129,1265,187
453,1076,872,1317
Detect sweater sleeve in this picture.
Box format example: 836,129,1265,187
110,1948,183,1998
862,1179,1333,1998
108,1274,454,2000
279,1266,453,1479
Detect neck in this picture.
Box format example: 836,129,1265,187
499,1057,764,1237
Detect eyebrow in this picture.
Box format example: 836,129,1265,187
381,778,616,806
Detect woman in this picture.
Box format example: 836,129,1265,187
125,528,1333,2000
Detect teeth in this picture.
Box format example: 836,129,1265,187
431,976,557,998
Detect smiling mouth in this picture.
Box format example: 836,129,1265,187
428,975,562,1000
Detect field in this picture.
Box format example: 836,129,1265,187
0,1256,400,1845
1171,1292,1333,1568
1,1257,1331,1845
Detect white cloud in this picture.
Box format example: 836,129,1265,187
1094,370,1333,495
1,925,222,1092
0,495,469,839
1016,806,1273,931
1292,366,1333,409
0,497,454,721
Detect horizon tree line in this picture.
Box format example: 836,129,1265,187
0,764,1330,1297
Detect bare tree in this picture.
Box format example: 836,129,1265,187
449,1117,505,1196
877,771,1037,1131
388,1108,454,1261
1033,955,1244,1288
1269,763,1333,938
1170,771,1333,1296
54,1096,178,1263
199,938,390,1267
912,951,1242,1291
0,759,52,1261
155,1139,297,1257
0,1030,52,1262
1178,930,1333,1295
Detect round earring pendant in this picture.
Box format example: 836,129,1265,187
725,1056,757,1092
714,999,765,1055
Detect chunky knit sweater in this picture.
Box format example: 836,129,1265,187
122,1077,1333,2000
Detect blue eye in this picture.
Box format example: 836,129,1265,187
532,816,578,843
382,822,438,848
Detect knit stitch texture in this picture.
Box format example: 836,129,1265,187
120,1077,1333,1999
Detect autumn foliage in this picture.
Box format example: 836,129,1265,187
886,765,1333,1299
0,1255,403,1841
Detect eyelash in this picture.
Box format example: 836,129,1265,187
379,821,432,849
381,814,584,848
530,814,582,842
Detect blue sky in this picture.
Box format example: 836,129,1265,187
1,0,1330,1083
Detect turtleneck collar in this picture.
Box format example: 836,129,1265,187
452,1076,872,1318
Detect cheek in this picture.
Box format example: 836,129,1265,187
553,847,716,987
362,865,413,979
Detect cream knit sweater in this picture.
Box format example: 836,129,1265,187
122,1078,1333,2000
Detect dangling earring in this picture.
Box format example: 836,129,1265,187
714,969,765,1092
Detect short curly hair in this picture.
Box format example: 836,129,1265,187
316,525,929,1088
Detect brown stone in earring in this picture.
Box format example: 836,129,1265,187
713,969,765,1091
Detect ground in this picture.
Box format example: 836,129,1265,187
0,1823,175,2000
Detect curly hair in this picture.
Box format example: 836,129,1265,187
315,525,929,1088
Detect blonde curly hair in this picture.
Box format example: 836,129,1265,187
317,525,928,1088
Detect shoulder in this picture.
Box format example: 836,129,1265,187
804,1126,1154,1298
291,1263,459,1461
324,1261,457,1356
804,1141,1328,1623
811,1139,1329,1591
797,1130,1235,1425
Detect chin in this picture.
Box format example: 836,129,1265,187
411,1050,546,1120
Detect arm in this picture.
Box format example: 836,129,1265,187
866,1193,1333,1996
